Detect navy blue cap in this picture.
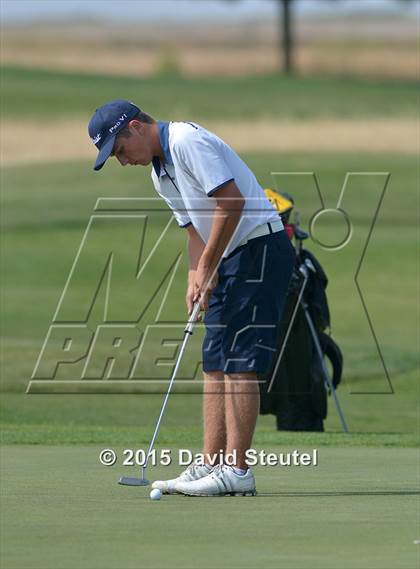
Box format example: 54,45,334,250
88,99,141,171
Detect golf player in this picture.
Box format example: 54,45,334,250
88,100,295,496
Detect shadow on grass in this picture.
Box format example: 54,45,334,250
258,490,420,497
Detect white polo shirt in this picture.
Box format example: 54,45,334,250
151,121,281,257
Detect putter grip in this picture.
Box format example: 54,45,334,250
185,302,201,334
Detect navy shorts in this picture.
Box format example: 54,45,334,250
202,229,296,375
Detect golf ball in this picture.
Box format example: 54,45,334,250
150,488,162,501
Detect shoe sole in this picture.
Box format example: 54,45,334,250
181,490,257,497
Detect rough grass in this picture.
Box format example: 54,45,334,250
2,117,417,167
1,152,419,444
2,66,418,121
1,371,419,447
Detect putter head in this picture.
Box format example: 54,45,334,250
118,476,150,486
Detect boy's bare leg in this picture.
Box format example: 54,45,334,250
225,372,260,470
202,371,226,464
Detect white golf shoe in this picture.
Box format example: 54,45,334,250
151,463,212,494
175,464,257,496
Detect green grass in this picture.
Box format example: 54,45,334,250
1,152,418,393
1,445,419,569
1,138,419,566
1,65,419,120
1,152,419,456
0,364,419,446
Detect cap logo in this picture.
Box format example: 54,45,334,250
91,133,102,144
109,113,129,134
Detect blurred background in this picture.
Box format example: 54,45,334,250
1,0,419,433
1,0,419,164
2,5,420,566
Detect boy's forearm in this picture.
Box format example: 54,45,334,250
187,229,206,281
200,204,243,271
200,181,245,271
186,181,244,295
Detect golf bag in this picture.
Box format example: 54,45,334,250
259,190,345,432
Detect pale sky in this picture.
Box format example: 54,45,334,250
1,0,418,24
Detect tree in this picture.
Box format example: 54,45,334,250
279,0,293,75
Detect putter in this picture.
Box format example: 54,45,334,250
118,301,202,486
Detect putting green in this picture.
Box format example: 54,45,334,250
1,445,419,569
